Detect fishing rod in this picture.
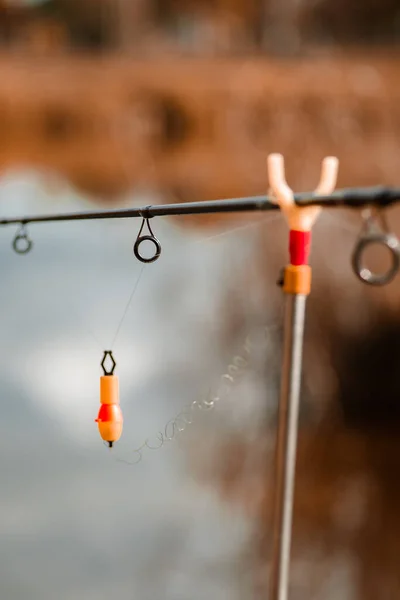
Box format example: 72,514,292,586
0,185,399,227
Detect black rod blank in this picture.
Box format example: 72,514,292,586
0,186,399,227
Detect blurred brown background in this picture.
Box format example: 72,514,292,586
1,0,400,206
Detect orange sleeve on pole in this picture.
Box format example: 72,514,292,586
283,265,312,295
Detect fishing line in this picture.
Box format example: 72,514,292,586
111,198,397,465
109,264,146,349
113,218,284,466
50,226,146,356
109,213,272,350
108,213,275,353
115,318,282,466
194,213,281,245
319,209,361,236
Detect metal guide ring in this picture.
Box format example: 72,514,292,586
12,229,33,255
133,215,161,264
352,232,400,286
133,234,161,263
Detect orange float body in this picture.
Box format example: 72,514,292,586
95,375,123,447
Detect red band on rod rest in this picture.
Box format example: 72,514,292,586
289,230,311,265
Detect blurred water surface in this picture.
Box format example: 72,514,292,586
0,171,262,600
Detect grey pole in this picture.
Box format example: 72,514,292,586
269,292,307,600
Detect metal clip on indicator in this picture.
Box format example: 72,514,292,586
133,208,161,264
352,208,400,286
12,224,33,255
101,350,116,376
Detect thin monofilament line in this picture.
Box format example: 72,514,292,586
110,211,351,352
115,317,283,466
320,209,361,235
194,214,281,244
69,217,276,354
68,211,353,354
110,264,146,349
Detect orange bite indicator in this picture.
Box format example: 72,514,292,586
95,351,123,448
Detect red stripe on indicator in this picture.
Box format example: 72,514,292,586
95,404,122,423
289,230,311,266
